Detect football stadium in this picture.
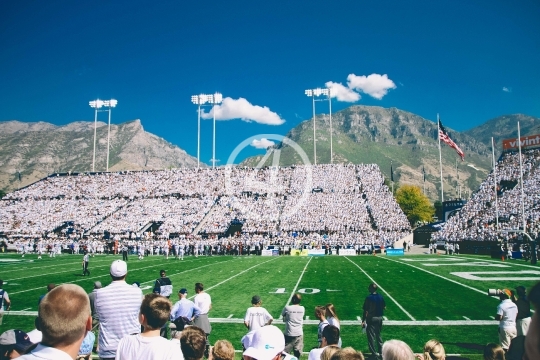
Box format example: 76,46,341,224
1,150,539,359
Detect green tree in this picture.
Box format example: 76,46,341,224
396,185,434,226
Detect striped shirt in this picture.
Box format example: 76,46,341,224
95,281,142,358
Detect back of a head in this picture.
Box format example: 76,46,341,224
37,284,90,347
291,293,302,305
321,345,340,360
382,340,414,360
322,325,340,346
369,283,378,294
423,340,445,360
181,326,207,360
315,305,326,316
484,343,506,360
325,303,339,320
212,340,235,360
140,293,172,330
330,347,364,360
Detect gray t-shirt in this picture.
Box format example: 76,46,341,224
282,305,305,336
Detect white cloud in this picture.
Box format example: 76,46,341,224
251,138,275,149
325,81,361,102
502,87,512,93
347,73,396,100
200,97,284,125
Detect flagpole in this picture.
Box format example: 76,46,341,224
517,122,526,232
437,114,444,203
423,166,426,195
391,161,394,195
491,137,499,229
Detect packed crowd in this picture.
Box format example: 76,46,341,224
433,149,540,242
1,260,538,360
0,165,411,247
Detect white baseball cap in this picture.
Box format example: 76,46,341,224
110,260,127,277
243,325,285,360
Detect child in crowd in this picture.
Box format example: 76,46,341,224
415,339,445,360
483,343,505,360
115,293,183,360
244,296,273,332
209,340,235,360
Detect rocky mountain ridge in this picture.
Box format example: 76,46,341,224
0,119,199,192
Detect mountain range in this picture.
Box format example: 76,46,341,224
241,106,540,201
0,119,198,192
1,106,539,201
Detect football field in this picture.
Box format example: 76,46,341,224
0,252,538,357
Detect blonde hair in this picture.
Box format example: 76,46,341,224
330,347,365,360
321,345,340,360
38,284,90,346
325,303,339,321
212,340,235,360
423,339,445,360
483,343,505,360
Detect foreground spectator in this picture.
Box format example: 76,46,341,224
329,347,364,360
170,288,200,333
514,285,531,337
496,289,517,352
325,304,342,348
282,293,305,358
381,340,414,360
0,330,36,359
308,325,340,360
315,306,328,348
416,339,445,360
243,325,297,360
115,293,182,360
18,284,92,360
321,346,340,360
193,283,212,356
0,280,11,326
180,327,207,360
483,343,505,360
95,260,143,360
209,340,234,360
244,295,273,332
88,281,102,328
524,281,540,360
363,284,386,359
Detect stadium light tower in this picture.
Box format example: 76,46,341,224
103,99,118,172
305,88,330,165
191,93,223,168
89,99,117,172
89,99,104,172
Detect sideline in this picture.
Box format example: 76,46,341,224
344,256,415,321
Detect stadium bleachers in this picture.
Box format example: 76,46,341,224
0,164,411,246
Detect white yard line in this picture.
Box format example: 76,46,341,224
284,257,313,307
10,257,228,295
381,256,490,296
344,257,415,321
188,257,280,299
6,311,499,326
457,255,540,269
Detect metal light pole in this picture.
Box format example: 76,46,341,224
89,99,104,172
191,93,222,168
305,88,330,165
105,99,118,172
328,89,333,164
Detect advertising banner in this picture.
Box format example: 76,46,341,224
502,134,540,151
386,249,404,256
338,249,357,256
308,249,326,256
290,249,309,256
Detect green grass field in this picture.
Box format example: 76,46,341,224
0,252,538,358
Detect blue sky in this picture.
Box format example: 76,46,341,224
1,0,539,165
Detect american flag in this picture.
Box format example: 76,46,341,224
438,119,465,161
